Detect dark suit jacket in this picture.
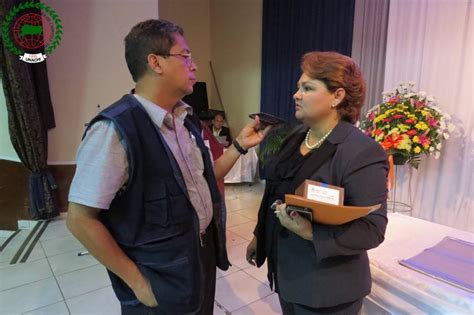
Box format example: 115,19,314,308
255,120,389,308
211,125,232,146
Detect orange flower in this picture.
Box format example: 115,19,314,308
382,134,404,150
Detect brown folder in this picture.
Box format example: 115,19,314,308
284,194,381,225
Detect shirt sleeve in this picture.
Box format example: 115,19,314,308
68,120,129,210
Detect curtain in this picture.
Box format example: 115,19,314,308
383,0,473,232
0,0,59,219
260,0,356,123
351,0,390,116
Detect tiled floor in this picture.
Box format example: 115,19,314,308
0,183,282,315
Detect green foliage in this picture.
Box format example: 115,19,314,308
258,124,292,166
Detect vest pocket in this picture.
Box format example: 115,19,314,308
144,181,193,227
144,198,168,227
144,182,169,227
137,256,200,312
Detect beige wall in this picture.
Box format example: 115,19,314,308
159,0,215,107
44,0,159,162
210,0,262,136
160,0,262,136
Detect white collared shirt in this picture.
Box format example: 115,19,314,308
69,94,213,232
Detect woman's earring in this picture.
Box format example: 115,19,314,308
331,103,338,108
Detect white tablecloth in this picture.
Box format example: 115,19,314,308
368,213,474,314
224,147,258,183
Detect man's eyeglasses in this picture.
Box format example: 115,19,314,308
158,53,194,66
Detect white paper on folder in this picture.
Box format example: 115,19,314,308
307,184,340,205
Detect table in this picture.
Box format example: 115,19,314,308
224,147,258,183
367,213,474,314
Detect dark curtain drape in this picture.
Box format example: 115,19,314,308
0,0,59,219
260,0,356,123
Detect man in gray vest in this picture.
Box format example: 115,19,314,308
67,19,270,314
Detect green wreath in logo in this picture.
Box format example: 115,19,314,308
2,1,62,56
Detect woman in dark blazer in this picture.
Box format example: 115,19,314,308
246,51,389,315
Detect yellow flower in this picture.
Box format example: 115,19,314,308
413,136,420,143
374,114,387,123
397,124,410,132
397,135,413,152
414,146,422,154
388,128,400,135
415,122,428,131
423,143,430,150
375,134,384,142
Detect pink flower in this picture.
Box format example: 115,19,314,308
405,119,414,124
415,101,425,109
388,96,401,104
428,117,439,127
382,118,391,123
407,129,418,136
419,134,431,147
368,112,376,121
393,114,405,119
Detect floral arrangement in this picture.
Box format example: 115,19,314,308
360,82,454,168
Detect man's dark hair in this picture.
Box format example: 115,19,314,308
214,112,226,120
124,19,184,82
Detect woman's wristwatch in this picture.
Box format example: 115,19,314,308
232,139,248,155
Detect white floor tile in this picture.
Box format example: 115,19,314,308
243,262,270,287
235,207,259,221
228,222,257,242
57,264,111,299
226,230,248,248
215,270,273,312
48,249,99,276
238,191,263,203
227,213,253,228
225,198,249,213
225,194,239,202
66,286,120,315
232,293,281,315
0,258,52,292
0,230,30,264
213,302,227,315
24,243,47,263
0,277,63,314
227,243,251,270
216,264,241,280
40,221,73,242
41,235,83,257
23,301,70,315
